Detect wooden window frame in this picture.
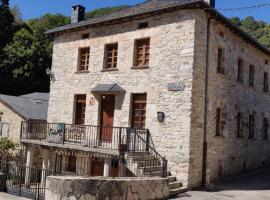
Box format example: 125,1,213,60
217,48,225,74
263,118,268,141
104,43,118,70
237,58,244,83
131,94,147,129
78,47,90,71
133,38,150,68
264,72,269,93
248,114,255,139
74,94,86,125
216,108,221,136
249,64,255,87
236,112,244,138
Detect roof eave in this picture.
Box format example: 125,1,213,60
45,1,202,35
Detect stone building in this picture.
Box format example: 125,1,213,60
20,0,270,191
0,93,48,143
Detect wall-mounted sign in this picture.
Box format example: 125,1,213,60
167,82,185,91
89,97,95,106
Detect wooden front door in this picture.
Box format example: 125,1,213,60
74,95,86,124
91,158,104,176
100,95,115,142
131,94,147,129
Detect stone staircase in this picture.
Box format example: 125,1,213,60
125,152,187,197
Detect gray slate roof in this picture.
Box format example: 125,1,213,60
46,0,201,34
46,0,270,56
0,93,49,120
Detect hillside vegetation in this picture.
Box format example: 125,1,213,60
0,0,270,95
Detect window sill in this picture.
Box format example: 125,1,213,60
101,68,118,72
131,66,149,70
75,70,90,74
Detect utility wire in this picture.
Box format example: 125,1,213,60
217,2,270,12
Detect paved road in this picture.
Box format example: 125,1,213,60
0,192,29,200
172,168,270,200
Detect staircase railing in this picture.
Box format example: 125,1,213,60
126,128,168,178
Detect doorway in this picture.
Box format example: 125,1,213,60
100,95,115,142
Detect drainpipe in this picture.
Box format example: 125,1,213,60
202,14,214,186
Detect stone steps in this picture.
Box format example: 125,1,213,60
169,181,182,189
169,187,188,196
168,176,186,197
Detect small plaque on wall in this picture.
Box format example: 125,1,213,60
89,97,95,106
167,82,185,91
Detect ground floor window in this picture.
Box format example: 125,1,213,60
68,155,77,173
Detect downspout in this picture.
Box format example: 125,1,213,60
202,14,214,186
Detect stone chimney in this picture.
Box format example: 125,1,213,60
71,5,85,23
204,0,215,8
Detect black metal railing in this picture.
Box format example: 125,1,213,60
1,161,54,200
21,121,147,151
127,129,168,178
20,121,168,178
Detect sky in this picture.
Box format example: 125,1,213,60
9,0,270,23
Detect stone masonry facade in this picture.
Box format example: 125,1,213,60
0,101,24,143
48,7,270,188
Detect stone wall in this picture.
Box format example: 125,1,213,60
48,9,197,186
191,10,270,186
0,101,24,143
45,176,170,200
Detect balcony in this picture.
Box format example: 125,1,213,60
20,121,149,155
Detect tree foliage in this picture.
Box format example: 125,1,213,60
0,138,17,158
231,16,270,49
0,0,14,53
85,5,129,19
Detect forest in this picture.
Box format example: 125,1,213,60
0,0,270,95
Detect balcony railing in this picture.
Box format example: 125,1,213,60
20,121,168,178
20,121,148,152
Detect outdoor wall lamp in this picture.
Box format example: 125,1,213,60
157,112,165,123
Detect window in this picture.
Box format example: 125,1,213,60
249,65,255,87
131,94,147,129
81,33,89,39
74,95,86,125
134,38,150,67
265,59,269,65
237,112,243,138
237,58,244,83
78,47,90,71
248,114,255,139
68,155,76,173
217,48,225,74
104,43,118,69
264,72,269,93
138,22,149,29
262,118,268,141
216,108,221,136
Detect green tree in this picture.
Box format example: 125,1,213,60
231,16,270,49
0,138,17,159
85,5,129,19
0,0,14,53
